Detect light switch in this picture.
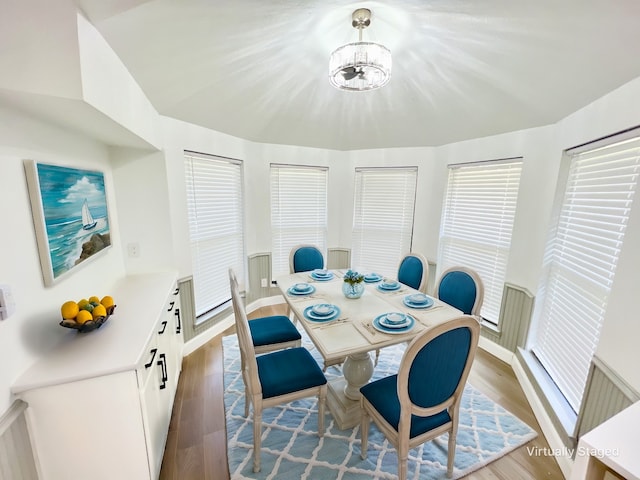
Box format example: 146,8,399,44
0,284,16,320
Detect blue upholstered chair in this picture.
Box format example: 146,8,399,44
435,267,484,317
289,244,325,273
229,270,327,473
360,316,480,479
229,269,301,354
397,252,429,293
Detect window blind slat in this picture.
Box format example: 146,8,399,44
437,159,523,324
532,135,640,413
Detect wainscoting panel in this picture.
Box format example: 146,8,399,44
481,283,534,352
426,260,437,296
0,400,38,480
247,253,272,303
327,248,351,270
576,356,640,438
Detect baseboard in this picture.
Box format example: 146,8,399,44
511,356,573,478
478,335,514,364
182,295,286,356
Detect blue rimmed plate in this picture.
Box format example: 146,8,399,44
363,273,382,283
403,295,434,309
377,282,401,292
303,305,341,322
287,284,316,296
310,271,334,281
372,313,415,334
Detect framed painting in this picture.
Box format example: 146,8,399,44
24,160,112,286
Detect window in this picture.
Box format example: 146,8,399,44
438,159,523,324
352,167,418,277
270,164,328,277
531,134,640,413
184,151,245,319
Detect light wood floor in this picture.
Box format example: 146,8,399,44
159,305,564,479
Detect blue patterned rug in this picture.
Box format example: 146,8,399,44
223,331,536,479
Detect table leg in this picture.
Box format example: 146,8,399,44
342,351,374,400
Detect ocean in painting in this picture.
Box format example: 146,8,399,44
37,163,111,279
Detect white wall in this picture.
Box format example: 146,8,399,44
0,105,126,414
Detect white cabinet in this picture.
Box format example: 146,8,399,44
12,273,183,480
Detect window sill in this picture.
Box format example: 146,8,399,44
517,348,578,446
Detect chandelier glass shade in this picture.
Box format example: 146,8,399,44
329,8,392,92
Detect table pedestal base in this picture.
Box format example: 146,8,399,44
326,378,363,430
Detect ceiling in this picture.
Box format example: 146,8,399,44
74,0,640,151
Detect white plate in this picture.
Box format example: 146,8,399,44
403,296,434,309
379,313,411,329
311,303,335,316
377,282,401,291
310,271,334,281
407,293,429,304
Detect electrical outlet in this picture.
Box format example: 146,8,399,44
127,243,140,258
261,278,268,288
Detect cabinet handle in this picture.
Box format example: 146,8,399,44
173,287,180,295
145,348,157,369
175,308,182,334
167,301,175,312
158,320,167,335
158,353,167,390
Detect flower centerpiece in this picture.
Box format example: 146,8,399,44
342,269,365,299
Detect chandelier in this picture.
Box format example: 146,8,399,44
329,8,392,92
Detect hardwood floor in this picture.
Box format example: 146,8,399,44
160,305,565,479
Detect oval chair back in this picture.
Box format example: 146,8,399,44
289,244,324,273
360,316,480,479
397,253,429,293
435,267,484,316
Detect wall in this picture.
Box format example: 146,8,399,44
0,105,126,414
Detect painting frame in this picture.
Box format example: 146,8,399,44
24,160,112,287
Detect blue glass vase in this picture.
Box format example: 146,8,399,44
342,281,365,299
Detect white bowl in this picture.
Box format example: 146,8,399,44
313,269,330,277
381,280,399,288
293,283,309,291
408,293,428,304
385,312,406,325
312,304,334,316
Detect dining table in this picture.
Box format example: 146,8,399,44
276,269,464,429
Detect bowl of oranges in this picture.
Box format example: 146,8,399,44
60,295,116,333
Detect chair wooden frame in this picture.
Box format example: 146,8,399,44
229,270,327,473
434,266,485,317
229,268,301,353
397,252,429,293
360,316,480,479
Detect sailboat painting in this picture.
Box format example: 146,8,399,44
24,160,111,286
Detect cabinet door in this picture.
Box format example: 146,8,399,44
139,341,166,480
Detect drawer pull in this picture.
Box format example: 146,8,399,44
175,308,182,334
145,348,157,369
158,320,167,335
158,353,167,390
173,287,180,295
167,301,175,312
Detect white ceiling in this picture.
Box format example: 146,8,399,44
75,0,640,151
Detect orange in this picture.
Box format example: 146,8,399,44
88,296,100,304
92,304,107,320
61,301,79,320
75,310,93,324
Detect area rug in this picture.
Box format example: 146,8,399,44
223,331,537,479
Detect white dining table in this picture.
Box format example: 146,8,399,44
276,269,463,429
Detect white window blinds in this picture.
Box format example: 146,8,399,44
270,164,328,277
438,159,523,324
184,152,245,318
352,167,418,277
532,135,640,413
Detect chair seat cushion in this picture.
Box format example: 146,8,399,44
257,347,327,399
360,375,451,438
248,315,301,347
